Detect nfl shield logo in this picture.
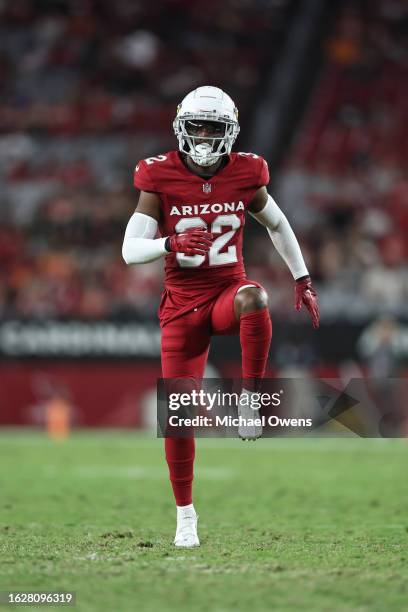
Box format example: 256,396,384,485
202,183,212,194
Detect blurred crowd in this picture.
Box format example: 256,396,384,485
0,0,406,321
0,0,292,319
0,0,287,134
250,0,408,321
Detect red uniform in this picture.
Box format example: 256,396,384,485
134,150,270,379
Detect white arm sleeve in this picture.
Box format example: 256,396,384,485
249,194,309,280
122,212,168,264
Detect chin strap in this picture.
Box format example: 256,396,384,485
191,143,218,167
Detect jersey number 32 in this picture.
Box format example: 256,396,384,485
175,214,240,267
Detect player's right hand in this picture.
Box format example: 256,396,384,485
166,227,213,256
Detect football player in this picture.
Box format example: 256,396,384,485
122,86,319,547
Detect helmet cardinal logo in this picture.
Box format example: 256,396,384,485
202,183,212,194
173,86,240,168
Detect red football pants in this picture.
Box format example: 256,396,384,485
161,280,272,506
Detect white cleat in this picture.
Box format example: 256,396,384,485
238,389,263,441
174,505,200,548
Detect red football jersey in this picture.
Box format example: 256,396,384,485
134,150,269,294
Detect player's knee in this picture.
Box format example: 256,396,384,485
235,287,268,315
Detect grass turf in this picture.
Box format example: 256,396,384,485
1,431,407,611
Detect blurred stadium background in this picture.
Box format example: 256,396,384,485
0,0,407,430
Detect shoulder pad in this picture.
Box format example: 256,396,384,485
236,152,269,187
133,154,169,192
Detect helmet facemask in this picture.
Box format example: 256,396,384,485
173,115,240,167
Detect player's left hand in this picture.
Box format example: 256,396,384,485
295,276,320,329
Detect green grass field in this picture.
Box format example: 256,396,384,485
1,431,407,611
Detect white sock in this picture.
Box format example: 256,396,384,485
177,503,196,518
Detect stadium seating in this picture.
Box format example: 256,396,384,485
0,0,406,321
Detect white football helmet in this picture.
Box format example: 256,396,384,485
173,86,240,167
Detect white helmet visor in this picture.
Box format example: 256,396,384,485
174,115,239,166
